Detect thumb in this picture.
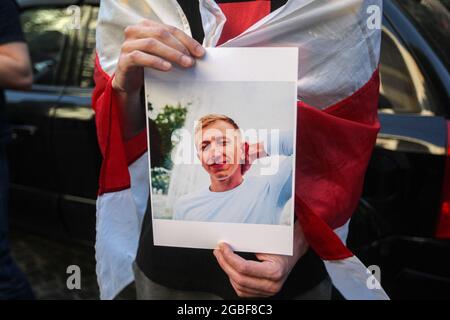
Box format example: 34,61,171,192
242,142,249,164
255,252,273,262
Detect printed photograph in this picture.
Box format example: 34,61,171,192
146,81,296,226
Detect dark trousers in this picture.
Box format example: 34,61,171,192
0,143,34,300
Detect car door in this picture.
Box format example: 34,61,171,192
5,6,75,237
348,2,450,299
350,3,449,242
54,4,101,243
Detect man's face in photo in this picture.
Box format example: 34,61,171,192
196,120,243,182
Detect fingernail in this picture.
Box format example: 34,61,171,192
196,45,206,56
181,55,194,66
162,61,171,70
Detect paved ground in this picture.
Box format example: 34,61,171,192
9,228,136,300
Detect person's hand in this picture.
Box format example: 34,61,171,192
0,42,32,90
241,142,268,175
112,19,205,95
213,222,308,298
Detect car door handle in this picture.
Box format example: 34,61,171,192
11,125,38,140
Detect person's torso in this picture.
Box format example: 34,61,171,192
136,0,327,300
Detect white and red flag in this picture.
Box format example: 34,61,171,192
93,0,389,300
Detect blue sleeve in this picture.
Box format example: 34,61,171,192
265,130,294,215
266,130,294,157
172,199,184,220
270,156,293,208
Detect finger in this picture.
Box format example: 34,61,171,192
214,248,277,295
245,142,249,165
229,279,272,298
215,249,270,297
241,143,251,174
250,144,260,162
219,243,280,280
166,25,205,58
122,38,194,68
229,280,254,298
241,163,251,175
125,25,190,56
123,50,172,72
214,248,255,288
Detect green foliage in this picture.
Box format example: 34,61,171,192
154,103,188,170
151,167,171,194
149,103,188,194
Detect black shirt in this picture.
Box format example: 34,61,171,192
136,0,327,299
0,0,25,144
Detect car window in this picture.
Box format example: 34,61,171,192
63,5,98,89
379,27,440,116
20,7,74,86
80,6,98,88
394,0,450,72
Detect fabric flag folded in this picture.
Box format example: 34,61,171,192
93,0,389,300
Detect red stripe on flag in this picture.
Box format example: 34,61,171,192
295,70,380,259
125,130,148,165
92,54,148,195
217,1,271,45
296,195,353,260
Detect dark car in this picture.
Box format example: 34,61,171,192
5,0,450,299
347,0,450,299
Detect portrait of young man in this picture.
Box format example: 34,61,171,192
173,114,293,225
